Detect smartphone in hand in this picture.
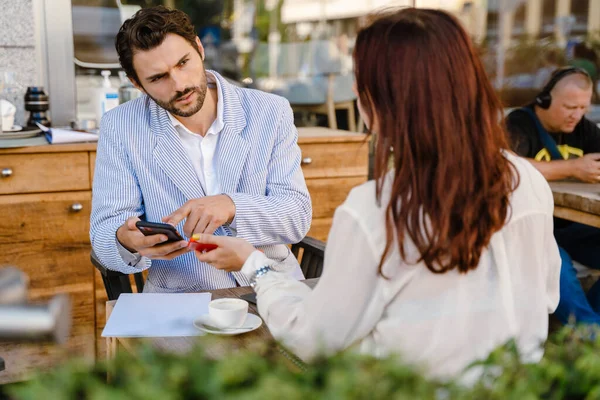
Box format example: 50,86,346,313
135,221,184,243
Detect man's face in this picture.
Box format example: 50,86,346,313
132,34,207,117
545,84,592,133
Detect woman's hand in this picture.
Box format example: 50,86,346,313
191,234,256,272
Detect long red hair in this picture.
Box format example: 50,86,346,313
354,8,518,274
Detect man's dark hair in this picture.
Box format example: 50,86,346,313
115,6,199,86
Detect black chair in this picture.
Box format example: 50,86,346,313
91,250,145,301
291,236,326,279
91,236,327,301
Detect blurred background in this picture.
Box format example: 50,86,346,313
7,0,600,130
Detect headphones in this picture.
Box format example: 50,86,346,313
535,67,591,109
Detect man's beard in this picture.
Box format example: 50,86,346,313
150,84,207,117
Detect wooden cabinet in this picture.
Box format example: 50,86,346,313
297,127,370,241
0,144,96,383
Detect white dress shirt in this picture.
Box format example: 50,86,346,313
167,71,224,196
241,152,561,383
117,72,226,266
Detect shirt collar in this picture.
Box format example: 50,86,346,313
167,71,224,136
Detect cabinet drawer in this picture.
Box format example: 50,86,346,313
0,191,92,290
306,176,367,219
299,141,369,179
0,152,90,194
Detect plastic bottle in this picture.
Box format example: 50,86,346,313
117,71,142,104
1,71,21,132
95,70,119,124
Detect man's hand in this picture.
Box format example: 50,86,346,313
163,195,236,237
190,234,256,272
571,153,600,183
116,216,189,260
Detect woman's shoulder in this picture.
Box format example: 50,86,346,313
504,151,544,184
504,151,554,216
335,179,386,229
342,179,379,211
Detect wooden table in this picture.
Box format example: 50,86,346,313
550,182,600,228
105,279,318,377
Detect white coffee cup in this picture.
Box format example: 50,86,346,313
208,298,248,329
1,114,14,131
0,100,16,132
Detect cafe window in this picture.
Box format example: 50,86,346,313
571,0,589,35
40,0,600,125
513,3,526,37
69,0,226,126
486,10,499,40
71,0,132,125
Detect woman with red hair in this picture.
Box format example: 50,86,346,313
192,8,560,381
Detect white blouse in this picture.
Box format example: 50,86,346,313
241,153,561,382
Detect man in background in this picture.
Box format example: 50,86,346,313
506,67,600,325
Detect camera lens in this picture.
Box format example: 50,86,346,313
24,87,50,127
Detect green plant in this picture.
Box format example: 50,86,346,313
8,326,600,399
504,37,566,76
254,0,287,43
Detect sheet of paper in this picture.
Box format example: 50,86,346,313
102,293,212,338
36,123,99,144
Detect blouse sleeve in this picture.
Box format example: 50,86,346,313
241,205,385,361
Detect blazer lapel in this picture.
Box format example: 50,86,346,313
216,126,250,194
213,72,249,194
150,102,206,200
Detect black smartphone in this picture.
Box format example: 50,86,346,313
135,221,184,243
240,292,257,305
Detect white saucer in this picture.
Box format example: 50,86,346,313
2,125,22,132
193,313,262,336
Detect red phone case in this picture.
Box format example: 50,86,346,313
187,239,218,253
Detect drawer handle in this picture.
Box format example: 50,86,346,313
70,203,83,212
1,168,13,178
301,157,313,165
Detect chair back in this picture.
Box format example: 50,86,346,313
291,236,326,279
90,250,144,300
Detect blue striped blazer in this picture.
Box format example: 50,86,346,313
90,71,312,292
